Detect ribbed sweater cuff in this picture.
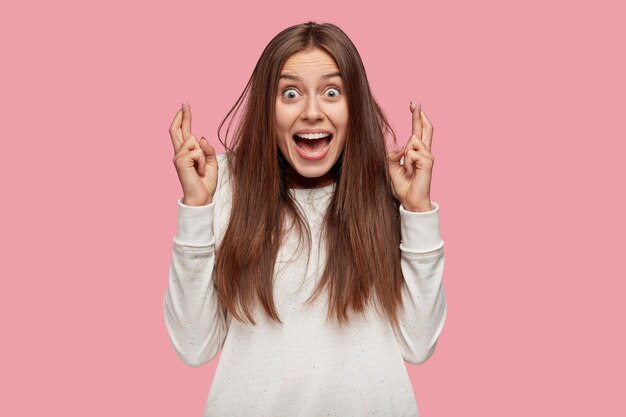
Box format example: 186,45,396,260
400,201,444,253
173,198,215,247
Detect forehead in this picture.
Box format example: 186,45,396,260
280,47,339,75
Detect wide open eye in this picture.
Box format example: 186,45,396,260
325,87,341,98
281,88,300,100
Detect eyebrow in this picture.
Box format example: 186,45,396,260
279,71,342,81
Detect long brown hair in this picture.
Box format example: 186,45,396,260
216,21,405,329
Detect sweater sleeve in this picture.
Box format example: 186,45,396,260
162,198,228,367
392,201,448,365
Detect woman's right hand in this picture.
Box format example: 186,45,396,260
169,103,218,206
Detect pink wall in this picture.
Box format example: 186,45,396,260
2,0,624,415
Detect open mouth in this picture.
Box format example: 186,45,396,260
292,132,333,155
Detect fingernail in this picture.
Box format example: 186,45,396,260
417,102,421,112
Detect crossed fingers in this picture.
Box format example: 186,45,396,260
169,103,195,153
403,102,434,176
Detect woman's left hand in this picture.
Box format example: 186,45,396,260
388,102,435,212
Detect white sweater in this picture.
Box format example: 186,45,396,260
163,154,447,417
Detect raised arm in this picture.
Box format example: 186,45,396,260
163,103,227,367
388,102,447,364
393,203,447,364
163,198,228,367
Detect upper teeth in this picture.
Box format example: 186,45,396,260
295,132,331,139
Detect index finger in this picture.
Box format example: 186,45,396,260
181,102,192,140
169,108,184,152
410,102,423,140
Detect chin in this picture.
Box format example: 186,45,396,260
293,162,335,179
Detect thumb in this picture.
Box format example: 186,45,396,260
387,145,404,169
199,137,216,158
198,137,216,177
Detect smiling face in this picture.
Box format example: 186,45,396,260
275,47,349,188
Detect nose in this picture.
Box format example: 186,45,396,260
301,96,324,122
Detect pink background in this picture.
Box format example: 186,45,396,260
2,0,624,415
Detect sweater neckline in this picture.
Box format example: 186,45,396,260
289,183,336,201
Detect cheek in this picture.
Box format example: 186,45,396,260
275,103,299,128
328,104,349,128
340,105,349,127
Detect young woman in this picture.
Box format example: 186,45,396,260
164,21,446,417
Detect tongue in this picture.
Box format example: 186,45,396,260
295,137,327,153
